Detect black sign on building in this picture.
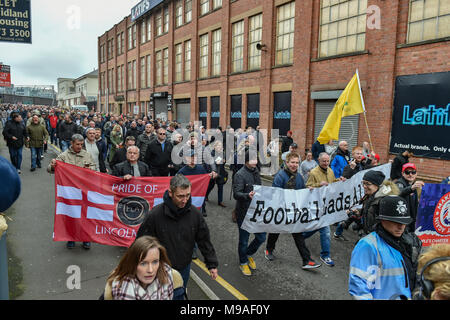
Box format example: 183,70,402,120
198,97,207,128
390,71,450,160
210,96,220,129
0,0,32,44
273,91,292,136
247,93,260,129
230,95,242,130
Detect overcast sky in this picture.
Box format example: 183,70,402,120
0,0,138,91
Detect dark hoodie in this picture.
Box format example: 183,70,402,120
136,190,218,271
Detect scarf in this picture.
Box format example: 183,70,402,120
284,167,297,190
375,223,417,290
111,264,174,300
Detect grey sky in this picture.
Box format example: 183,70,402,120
0,0,138,90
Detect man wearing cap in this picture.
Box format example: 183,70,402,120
348,195,422,300
281,130,294,153
395,163,424,233
334,170,400,240
390,149,413,181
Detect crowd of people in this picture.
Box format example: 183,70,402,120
1,102,449,301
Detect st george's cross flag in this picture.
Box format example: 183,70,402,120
53,161,210,247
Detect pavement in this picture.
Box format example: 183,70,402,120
1,136,357,301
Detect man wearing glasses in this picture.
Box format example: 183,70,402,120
143,127,174,176
395,163,424,232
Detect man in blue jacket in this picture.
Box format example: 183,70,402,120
330,140,350,178
349,195,422,300
265,152,321,270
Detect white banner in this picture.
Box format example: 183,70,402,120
241,163,392,234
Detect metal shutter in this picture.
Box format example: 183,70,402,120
313,100,360,150
175,99,191,125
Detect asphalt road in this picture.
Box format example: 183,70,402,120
1,138,358,300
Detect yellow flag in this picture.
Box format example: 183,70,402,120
317,72,365,144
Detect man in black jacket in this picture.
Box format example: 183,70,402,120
391,149,413,181
144,127,174,176
395,163,424,233
232,150,266,276
2,112,28,173
59,114,78,152
109,136,136,170
136,174,218,288
112,146,152,179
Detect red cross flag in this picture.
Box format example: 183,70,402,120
53,161,210,247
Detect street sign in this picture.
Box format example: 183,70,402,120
0,0,32,44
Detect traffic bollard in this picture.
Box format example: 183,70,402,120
0,231,9,300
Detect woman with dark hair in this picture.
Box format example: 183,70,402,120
104,236,183,300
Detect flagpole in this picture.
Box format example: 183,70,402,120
356,69,374,153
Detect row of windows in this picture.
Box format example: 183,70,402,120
100,0,450,73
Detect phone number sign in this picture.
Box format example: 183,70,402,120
0,0,32,44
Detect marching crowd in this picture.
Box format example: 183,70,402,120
1,103,449,301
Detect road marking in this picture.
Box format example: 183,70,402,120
190,269,220,300
49,143,61,153
192,258,249,300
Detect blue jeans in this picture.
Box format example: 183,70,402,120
302,226,331,259
8,146,23,170
178,264,191,289
238,226,266,265
61,140,70,152
30,147,42,169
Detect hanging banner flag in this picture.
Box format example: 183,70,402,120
0,0,32,44
53,161,210,247
241,164,391,234
415,183,450,247
317,71,365,144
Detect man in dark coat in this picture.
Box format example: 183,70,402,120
112,146,152,178
136,174,218,288
59,114,78,151
144,127,174,176
390,149,413,181
232,150,265,276
395,163,424,233
2,112,28,173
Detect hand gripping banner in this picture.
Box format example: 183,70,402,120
53,161,210,247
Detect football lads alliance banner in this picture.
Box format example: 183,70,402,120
53,161,210,247
241,164,391,234
415,183,450,246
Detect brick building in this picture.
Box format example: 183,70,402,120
98,0,450,181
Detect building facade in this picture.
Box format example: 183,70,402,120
57,69,99,108
0,85,56,105
98,0,450,181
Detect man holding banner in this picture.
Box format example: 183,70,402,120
265,152,321,270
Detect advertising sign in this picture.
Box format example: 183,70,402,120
131,0,163,22
390,72,450,160
0,0,32,43
0,64,11,87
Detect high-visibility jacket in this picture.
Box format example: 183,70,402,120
348,232,411,300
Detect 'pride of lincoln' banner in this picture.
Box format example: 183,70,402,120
241,164,391,234
53,161,210,247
